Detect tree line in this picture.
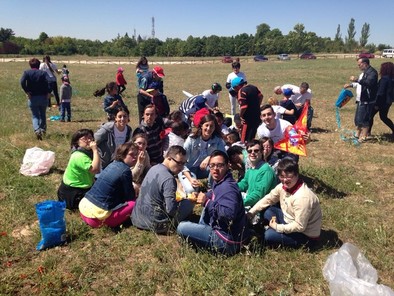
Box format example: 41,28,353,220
0,20,391,57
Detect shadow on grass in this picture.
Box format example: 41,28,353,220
301,174,347,199
310,127,330,133
50,167,65,175
310,228,343,252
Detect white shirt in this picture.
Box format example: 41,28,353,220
114,126,127,147
202,89,219,108
256,118,292,144
272,105,287,119
350,73,364,102
280,84,312,108
226,72,247,85
39,62,58,82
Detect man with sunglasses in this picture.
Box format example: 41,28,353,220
132,145,194,234
237,139,277,208
177,150,250,256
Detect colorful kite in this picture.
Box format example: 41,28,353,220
274,102,309,156
334,88,359,145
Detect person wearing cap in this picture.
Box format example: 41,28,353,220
230,77,263,143
274,83,313,129
201,82,222,110
59,76,72,122
116,67,127,95
280,89,297,124
137,66,165,120
191,96,210,127
146,81,170,118
226,61,247,115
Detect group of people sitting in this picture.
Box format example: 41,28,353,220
55,63,322,256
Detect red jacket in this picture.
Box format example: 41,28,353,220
116,72,127,85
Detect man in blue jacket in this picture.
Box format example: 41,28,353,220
177,150,251,256
20,58,51,140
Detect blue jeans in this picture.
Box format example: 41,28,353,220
28,95,47,133
61,102,71,121
177,209,241,256
263,206,310,248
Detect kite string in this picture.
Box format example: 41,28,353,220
335,107,360,146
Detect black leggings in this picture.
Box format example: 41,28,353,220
49,81,60,106
369,103,394,134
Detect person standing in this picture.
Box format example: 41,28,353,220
39,55,61,107
137,66,165,120
349,57,378,142
20,58,51,140
368,62,394,138
230,77,263,143
177,150,251,256
226,61,246,115
116,67,127,95
59,76,72,122
131,145,194,234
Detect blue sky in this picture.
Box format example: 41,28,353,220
1,0,393,46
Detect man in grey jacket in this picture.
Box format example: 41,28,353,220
131,145,194,234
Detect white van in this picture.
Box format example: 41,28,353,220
382,49,394,58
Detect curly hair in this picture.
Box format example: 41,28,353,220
380,62,394,78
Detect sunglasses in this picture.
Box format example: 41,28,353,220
247,149,261,154
171,157,186,166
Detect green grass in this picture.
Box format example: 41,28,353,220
1,57,393,295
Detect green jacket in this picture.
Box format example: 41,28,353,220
237,161,277,207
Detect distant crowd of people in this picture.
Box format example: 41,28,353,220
19,55,393,256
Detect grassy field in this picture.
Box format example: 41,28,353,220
0,57,393,295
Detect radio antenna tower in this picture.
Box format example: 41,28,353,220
151,17,155,39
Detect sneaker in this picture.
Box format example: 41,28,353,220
35,131,42,141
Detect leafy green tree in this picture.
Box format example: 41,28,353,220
38,32,48,43
359,23,370,48
287,23,307,54
0,28,15,42
345,18,357,52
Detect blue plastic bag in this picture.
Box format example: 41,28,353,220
35,200,66,251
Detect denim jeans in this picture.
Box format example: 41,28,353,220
177,209,241,256
61,102,71,121
28,95,47,133
263,206,309,248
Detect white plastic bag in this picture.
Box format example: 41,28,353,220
20,147,55,176
323,243,394,296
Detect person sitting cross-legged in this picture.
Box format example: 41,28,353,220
131,145,194,234
247,158,322,249
177,150,251,256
